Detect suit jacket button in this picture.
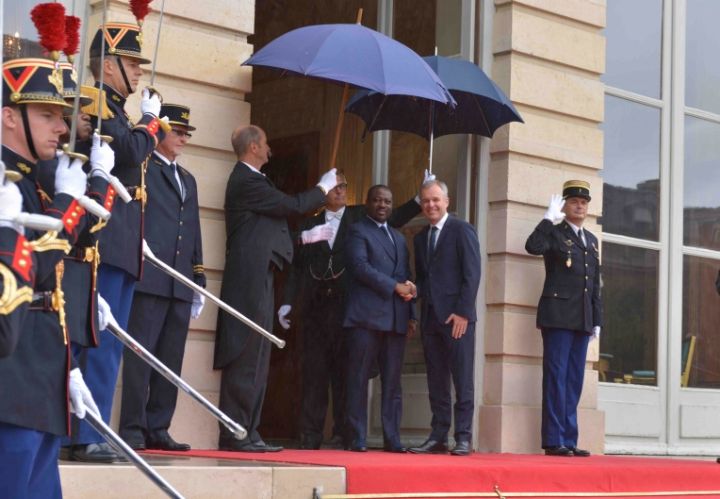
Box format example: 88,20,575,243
553,293,557,297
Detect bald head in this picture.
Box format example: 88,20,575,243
231,125,271,168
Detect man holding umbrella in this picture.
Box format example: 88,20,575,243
214,125,338,452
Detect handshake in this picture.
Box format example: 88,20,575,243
395,280,416,302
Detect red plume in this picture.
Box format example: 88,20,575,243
30,3,67,60
129,0,153,25
64,15,81,59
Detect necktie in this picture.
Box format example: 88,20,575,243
172,163,185,200
381,224,394,245
578,228,586,247
428,226,438,260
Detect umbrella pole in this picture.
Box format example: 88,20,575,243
428,102,435,173
328,8,364,169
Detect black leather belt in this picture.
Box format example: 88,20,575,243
29,291,55,311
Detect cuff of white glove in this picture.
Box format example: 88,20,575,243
300,230,312,245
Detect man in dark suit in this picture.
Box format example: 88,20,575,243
279,172,426,449
525,180,602,457
214,125,338,452
119,104,205,452
409,180,481,456
344,185,416,453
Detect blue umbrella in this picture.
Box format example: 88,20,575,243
346,55,523,140
243,24,454,104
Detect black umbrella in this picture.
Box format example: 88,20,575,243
346,55,523,170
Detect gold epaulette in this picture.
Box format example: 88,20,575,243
0,263,34,315
80,85,115,120
28,231,72,254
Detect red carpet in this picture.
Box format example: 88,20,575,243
144,449,720,497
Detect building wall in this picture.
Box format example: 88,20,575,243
89,0,254,449
478,0,607,453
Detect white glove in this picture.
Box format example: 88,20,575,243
543,194,566,224
54,152,87,199
68,368,100,419
316,168,338,194
301,222,335,244
89,133,115,180
191,291,205,319
140,88,161,117
277,304,291,330
142,239,157,260
97,293,118,331
415,168,437,203
592,326,601,340
0,180,23,223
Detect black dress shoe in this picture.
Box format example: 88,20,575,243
147,435,190,451
71,443,119,463
568,446,591,457
544,446,573,456
127,440,146,451
408,439,448,454
450,441,471,456
383,445,407,453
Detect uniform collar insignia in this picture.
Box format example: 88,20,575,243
16,162,31,174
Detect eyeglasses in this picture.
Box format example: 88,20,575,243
171,128,192,138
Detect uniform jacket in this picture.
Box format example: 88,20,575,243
525,219,602,334
0,228,35,358
343,216,415,334
213,162,326,368
283,199,421,308
37,158,115,347
135,152,205,302
0,146,88,435
414,215,481,324
91,83,166,279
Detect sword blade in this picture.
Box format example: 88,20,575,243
143,249,286,348
107,322,247,440
84,409,185,499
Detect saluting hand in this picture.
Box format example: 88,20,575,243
446,313,468,339
543,194,566,224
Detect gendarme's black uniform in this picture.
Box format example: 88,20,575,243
525,219,602,334
93,82,165,280
120,151,205,443
0,147,87,436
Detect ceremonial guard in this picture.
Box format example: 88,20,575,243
66,21,168,462
0,55,99,498
525,180,602,457
119,104,205,451
280,172,425,449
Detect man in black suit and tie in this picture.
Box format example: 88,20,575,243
525,180,602,457
214,125,338,452
278,172,426,449
344,185,416,453
409,180,481,457
119,104,205,452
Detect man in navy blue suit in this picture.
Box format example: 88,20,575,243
344,185,416,452
525,180,602,457
409,180,481,457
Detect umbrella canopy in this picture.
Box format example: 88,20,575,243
243,24,454,105
345,55,523,139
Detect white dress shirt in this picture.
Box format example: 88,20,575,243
324,206,345,249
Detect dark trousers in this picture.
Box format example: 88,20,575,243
70,263,135,445
217,266,274,445
299,288,347,446
541,328,590,448
0,422,62,499
119,293,192,442
422,305,475,443
345,327,406,447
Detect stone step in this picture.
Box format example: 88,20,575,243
60,455,345,499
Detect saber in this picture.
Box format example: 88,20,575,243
107,322,247,440
84,409,185,499
142,247,286,348
149,0,166,87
